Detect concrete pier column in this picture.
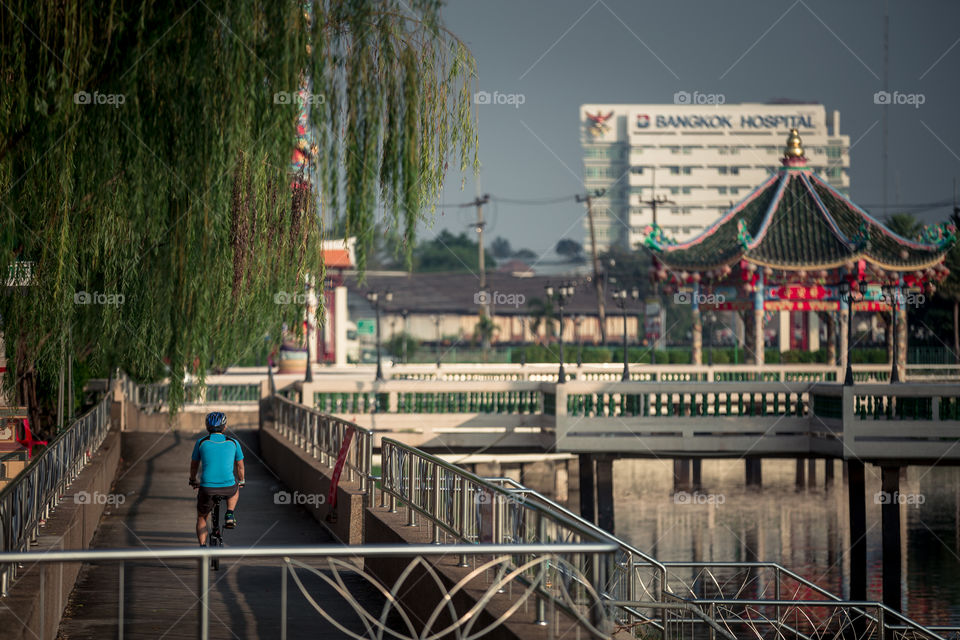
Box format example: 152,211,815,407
807,458,817,488
881,465,902,611
824,458,835,488
555,461,569,503
808,311,820,351
847,460,867,601
838,307,849,372
745,459,762,488
691,459,702,491
795,458,806,490
674,459,692,492
596,457,615,534
823,312,837,366
578,454,596,524
778,311,791,352
896,302,907,382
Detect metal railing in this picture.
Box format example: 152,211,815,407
379,437,620,633
134,381,262,408
0,543,617,640
272,395,373,493
0,392,112,595
489,477,670,632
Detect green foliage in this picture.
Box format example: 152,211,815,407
556,238,584,262
526,296,556,338
413,230,495,272
884,213,922,240
0,1,477,421
386,332,418,360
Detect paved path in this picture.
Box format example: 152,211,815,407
58,430,394,639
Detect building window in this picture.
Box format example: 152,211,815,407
668,166,680,175
682,186,691,194
730,167,739,175
682,166,692,175
669,187,679,195
631,166,644,174
717,186,727,195
718,166,728,175
730,187,739,195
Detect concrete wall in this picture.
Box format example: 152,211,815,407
124,403,260,432
258,423,365,545
0,427,122,640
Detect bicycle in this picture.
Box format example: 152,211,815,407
208,495,225,570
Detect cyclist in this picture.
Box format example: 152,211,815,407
189,412,244,546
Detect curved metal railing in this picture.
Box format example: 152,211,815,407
0,392,112,595
379,437,619,635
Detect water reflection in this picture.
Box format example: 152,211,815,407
615,459,960,625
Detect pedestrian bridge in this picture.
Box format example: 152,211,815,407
2,370,959,639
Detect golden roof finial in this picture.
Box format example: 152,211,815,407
785,128,804,158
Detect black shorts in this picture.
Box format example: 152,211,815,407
197,484,238,516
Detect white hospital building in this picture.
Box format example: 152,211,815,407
580,102,850,250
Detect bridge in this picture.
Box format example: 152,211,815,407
1,367,959,639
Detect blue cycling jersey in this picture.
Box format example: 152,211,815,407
192,433,244,488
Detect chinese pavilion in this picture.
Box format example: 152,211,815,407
644,129,955,375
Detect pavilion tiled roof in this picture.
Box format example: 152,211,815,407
651,136,954,274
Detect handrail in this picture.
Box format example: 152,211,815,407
678,597,949,640
272,395,374,492
489,476,669,631
0,392,112,595
379,437,618,632
0,543,619,639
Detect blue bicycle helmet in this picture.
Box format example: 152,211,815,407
205,411,227,432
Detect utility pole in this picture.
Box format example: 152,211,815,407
577,189,607,343
639,169,675,358
471,194,491,354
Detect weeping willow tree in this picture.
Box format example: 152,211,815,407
0,1,477,431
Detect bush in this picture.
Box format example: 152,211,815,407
386,332,419,360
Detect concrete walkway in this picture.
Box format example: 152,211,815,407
57,430,394,639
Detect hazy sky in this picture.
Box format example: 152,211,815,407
426,0,960,259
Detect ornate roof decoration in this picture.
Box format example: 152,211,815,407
641,223,677,252
651,129,954,277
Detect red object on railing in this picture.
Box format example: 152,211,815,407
16,417,48,459
327,429,355,509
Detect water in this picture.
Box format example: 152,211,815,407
614,459,960,626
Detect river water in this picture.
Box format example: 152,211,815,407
614,459,960,625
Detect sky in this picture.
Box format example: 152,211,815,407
426,0,960,260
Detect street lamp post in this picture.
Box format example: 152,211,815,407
433,315,442,368
546,282,575,383
574,315,584,367
519,317,527,366
365,290,392,381
613,287,640,381
882,283,901,383
838,279,865,386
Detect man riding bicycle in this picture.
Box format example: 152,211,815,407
189,412,245,546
